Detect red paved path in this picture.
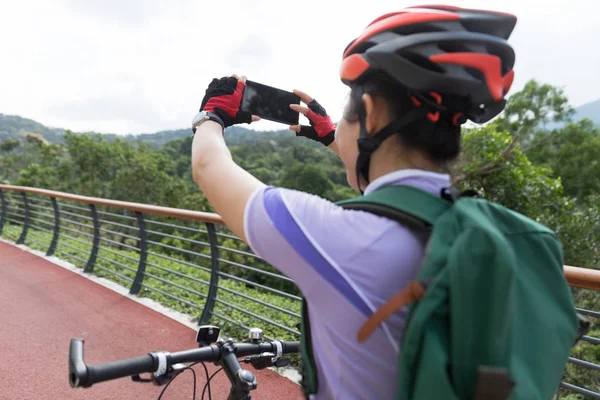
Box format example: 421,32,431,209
0,242,303,400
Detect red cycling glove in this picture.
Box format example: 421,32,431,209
296,99,336,146
200,77,252,128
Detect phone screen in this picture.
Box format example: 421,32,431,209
240,80,301,125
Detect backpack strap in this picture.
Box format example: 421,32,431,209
337,185,451,233
337,185,452,342
299,299,318,398
357,281,427,342
473,367,516,400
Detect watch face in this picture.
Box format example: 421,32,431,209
192,111,208,127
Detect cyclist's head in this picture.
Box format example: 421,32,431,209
334,5,517,191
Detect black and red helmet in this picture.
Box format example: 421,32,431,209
340,5,517,123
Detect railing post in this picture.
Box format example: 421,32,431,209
0,190,6,235
129,211,147,295
46,197,60,256
84,204,100,273
16,192,30,244
199,222,220,325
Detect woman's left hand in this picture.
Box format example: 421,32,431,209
289,90,336,146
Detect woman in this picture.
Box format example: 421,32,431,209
191,5,516,399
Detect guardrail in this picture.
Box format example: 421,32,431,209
0,184,301,343
0,184,599,398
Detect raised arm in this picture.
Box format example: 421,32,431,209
191,77,341,243
191,75,266,243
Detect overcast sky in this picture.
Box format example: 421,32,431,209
0,0,598,135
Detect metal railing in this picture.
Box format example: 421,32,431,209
0,185,301,342
1,184,599,397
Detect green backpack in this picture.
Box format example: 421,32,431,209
299,184,581,399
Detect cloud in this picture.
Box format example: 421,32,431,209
42,74,168,134
226,35,272,72
1,0,600,135
64,0,165,27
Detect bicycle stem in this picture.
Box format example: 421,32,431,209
219,340,257,399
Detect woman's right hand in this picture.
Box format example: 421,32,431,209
289,90,336,147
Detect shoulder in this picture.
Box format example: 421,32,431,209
244,185,420,265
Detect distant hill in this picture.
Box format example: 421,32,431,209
0,114,66,144
98,126,294,147
0,113,292,147
542,99,600,131
573,99,600,126
2,97,599,147
99,129,193,147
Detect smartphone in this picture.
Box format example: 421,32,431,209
240,80,301,125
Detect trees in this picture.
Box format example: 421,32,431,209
279,163,333,197
493,79,574,140
527,119,600,199
0,139,20,153
111,149,188,208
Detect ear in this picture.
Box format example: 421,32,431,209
361,93,389,137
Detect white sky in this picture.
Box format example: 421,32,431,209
0,0,598,135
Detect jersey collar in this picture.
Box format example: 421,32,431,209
363,169,451,196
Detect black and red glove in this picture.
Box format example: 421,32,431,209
200,76,253,128
291,96,336,146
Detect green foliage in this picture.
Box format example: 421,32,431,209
493,79,574,139
279,163,333,197
458,126,562,215
15,163,60,188
0,139,20,153
527,119,600,199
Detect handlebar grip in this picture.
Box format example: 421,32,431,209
234,341,300,358
69,338,156,388
69,339,88,387
281,341,299,354
86,355,156,386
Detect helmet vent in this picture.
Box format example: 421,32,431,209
437,43,473,53
400,51,446,73
465,67,485,82
349,40,378,56
391,23,447,36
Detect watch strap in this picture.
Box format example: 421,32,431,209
192,111,225,134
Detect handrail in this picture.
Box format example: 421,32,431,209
0,185,224,224
564,265,600,290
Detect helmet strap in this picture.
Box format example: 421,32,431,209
354,92,427,193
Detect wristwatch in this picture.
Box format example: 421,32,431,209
191,111,225,134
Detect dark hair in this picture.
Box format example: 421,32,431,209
343,72,462,165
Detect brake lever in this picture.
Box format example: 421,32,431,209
131,374,153,383
273,357,291,368
243,353,291,370
131,363,188,386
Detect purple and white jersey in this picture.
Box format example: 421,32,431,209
243,169,451,399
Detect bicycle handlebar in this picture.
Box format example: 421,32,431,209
69,338,300,388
